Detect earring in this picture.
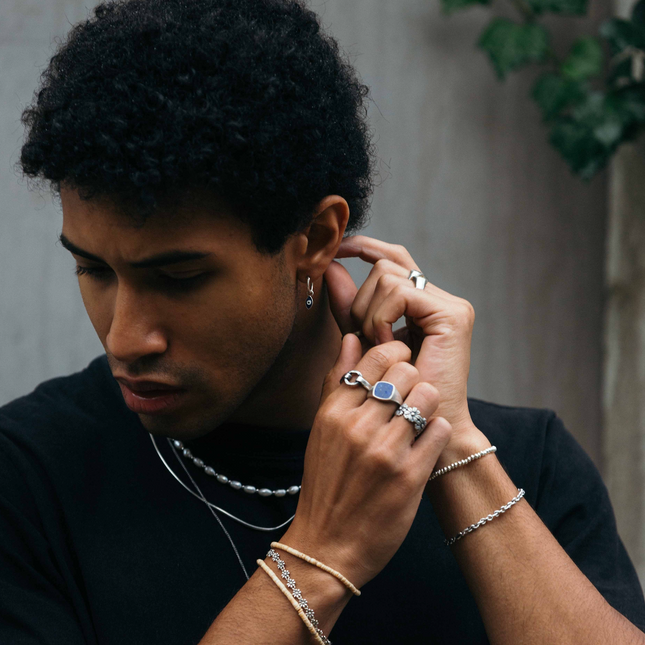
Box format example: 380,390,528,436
306,277,314,309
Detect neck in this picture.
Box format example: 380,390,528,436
226,281,343,430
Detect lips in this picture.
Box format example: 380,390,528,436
115,378,186,415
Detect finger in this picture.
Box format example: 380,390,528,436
411,414,453,481
324,260,359,335
361,361,419,426
336,235,418,271
321,333,363,403
334,340,412,408
348,259,408,332
387,381,441,444
363,282,453,346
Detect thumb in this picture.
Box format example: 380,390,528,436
320,333,363,403
324,260,358,335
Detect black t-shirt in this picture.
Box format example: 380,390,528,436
0,355,644,644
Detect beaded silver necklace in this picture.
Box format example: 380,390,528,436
150,434,297,532
171,439,301,497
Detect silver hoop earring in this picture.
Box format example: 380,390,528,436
306,277,314,309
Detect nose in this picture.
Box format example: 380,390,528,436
105,285,168,364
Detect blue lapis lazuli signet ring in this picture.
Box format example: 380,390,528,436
367,381,404,405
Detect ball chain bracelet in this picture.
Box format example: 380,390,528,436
263,549,332,644
445,488,525,546
428,446,497,481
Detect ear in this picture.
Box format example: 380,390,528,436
292,195,350,285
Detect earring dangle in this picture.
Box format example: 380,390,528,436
306,277,314,309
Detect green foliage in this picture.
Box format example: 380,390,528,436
532,73,586,120
440,0,490,13
442,0,645,179
600,18,645,54
561,37,603,81
478,19,550,79
527,0,587,16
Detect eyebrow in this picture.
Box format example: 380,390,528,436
58,234,212,269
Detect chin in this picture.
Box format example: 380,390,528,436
136,406,231,441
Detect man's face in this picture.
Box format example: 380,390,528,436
60,188,300,439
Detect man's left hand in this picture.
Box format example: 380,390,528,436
324,235,476,436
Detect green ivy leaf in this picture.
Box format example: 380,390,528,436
600,18,645,55
440,0,491,13
527,0,587,16
549,118,610,178
532,73,586,121
561,37,604,81
478,19,550,79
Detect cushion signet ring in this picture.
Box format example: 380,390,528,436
367,381,404,405
408,269,427,290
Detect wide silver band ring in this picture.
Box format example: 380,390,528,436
396,403,428,437
408,269,427,290
340,370,373,391
366,381,404,406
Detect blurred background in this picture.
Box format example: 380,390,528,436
1,0,643,585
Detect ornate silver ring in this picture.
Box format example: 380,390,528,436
396,403,427,437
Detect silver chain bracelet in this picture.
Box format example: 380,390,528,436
428,446,497,481
267,549,332,645
445,488,525,547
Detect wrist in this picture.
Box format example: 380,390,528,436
432,424,492,471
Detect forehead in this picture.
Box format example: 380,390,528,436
59,186,256,260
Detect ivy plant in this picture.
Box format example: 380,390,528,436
441,0,645,178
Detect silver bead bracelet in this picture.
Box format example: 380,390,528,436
172,440,301,497
428,445,497,481
267,549,332,645
445,488,525,547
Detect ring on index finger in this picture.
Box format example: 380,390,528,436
340,370,373,391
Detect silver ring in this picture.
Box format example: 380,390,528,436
396,403,427,437
340,370,372,391
408,269,427,290
367,381,403,405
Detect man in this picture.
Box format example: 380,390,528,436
2,0,644,642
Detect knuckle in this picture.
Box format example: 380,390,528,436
376,272,399,292
458,298,476,322
414,381,440,407
392,282,410,299
429,417,453,446
368,445,397,473
391,361,419,382
374,258,390,273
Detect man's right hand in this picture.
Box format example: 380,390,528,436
280,333,453,589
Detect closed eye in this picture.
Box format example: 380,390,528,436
74,264,208,291
75,265,113,279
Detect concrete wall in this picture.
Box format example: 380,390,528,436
1,0,608,472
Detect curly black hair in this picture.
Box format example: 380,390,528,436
20,0,375,253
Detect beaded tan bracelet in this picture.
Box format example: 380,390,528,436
270,542,361,597
257,558,327,644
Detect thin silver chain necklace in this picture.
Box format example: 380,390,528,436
150,434,297,533
168,439,250,581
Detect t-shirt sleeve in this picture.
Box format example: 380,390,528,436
0,439,89,645
534,411,645,632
